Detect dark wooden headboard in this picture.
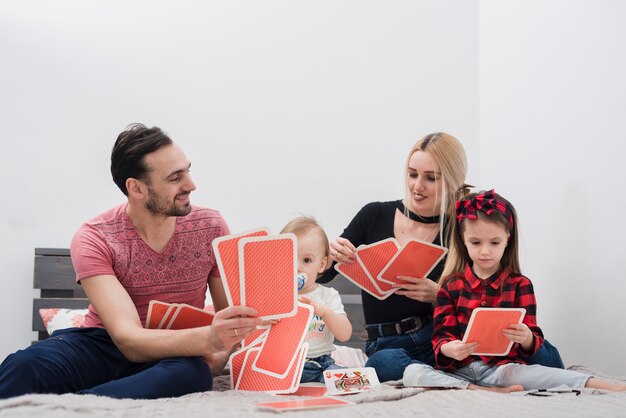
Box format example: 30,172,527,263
31,248,366,348
32,248,88,341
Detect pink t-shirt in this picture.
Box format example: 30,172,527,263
70,203,230,328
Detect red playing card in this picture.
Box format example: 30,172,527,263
229,346,250,390
166,304,214,329
280,383,327,397
252,303,313,378
356,238,400,294
239,234,298,320
158,304,178,329
256,396,350,412
145,300,171,329
212,228,269,306
241,326,269,349
378,238,447,284
462,308,526,356
335,256,390,300
236,344,308,394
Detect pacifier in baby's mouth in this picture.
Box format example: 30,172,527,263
296,273,307,290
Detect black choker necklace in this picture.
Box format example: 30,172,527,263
397,201,440,224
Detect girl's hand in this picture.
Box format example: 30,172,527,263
393,276,439,303
329,237,356,264
502,323,534,351
298,296,328,318
440,340,478,361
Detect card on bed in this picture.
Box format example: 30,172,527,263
280,382,328,397
256,396,351,412
323,367,380,395
462,307,526,356
377,238,447,284
334,252,390,300
212,228,270,306
252,303,313,378
356,238,400,294
239,234,298,320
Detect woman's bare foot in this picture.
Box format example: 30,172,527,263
468,383,524,393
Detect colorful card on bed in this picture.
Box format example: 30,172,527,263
212,228,270,306
144,301,214,330
256,396,351,412
377,238,447,284
462,307,526,356
239,234,298,320
323,367,380,395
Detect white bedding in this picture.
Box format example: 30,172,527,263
1,365,625,418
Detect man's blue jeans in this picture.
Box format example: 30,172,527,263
0,327,212,399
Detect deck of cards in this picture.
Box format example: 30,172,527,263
335,238,447,300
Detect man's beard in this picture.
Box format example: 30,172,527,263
145,187,192,217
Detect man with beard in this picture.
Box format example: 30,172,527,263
0,123,263,399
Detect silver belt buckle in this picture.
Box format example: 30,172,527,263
397,317,421,334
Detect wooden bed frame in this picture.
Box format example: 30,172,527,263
32,248,366,348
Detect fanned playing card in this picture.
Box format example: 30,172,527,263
356,238,400,294
256,397,351,412
378,238,447,284
252,303,313,378
166,304,214,329
323,367,380,395
157,305,178,329
335,250,390,300
212,228,270,306
462,307,526,356
241,326,269,350
236,344,308,394
239,234,298,320
145,300,171,329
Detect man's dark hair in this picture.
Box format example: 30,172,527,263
111,123,173,195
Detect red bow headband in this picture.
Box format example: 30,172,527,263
455,189,514,230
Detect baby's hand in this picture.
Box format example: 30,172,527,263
298,296,327,318
440,340,478,361
502,323,534,351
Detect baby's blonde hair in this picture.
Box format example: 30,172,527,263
280,216,330,257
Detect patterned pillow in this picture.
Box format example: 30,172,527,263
38,308,88,335
38,305,216,335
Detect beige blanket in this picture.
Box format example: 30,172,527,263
1,366,624,418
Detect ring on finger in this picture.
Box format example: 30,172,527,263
234,328,238,337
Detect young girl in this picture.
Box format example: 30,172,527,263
280,216,353,383
403,190,626,392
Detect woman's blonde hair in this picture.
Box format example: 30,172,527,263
439,191,521,286
404,132,470,247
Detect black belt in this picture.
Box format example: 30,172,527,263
366,316,430,339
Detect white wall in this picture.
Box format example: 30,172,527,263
480,1,626,374
0,2,479,361
6,1,621,377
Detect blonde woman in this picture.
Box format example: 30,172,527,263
319,133,563,382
